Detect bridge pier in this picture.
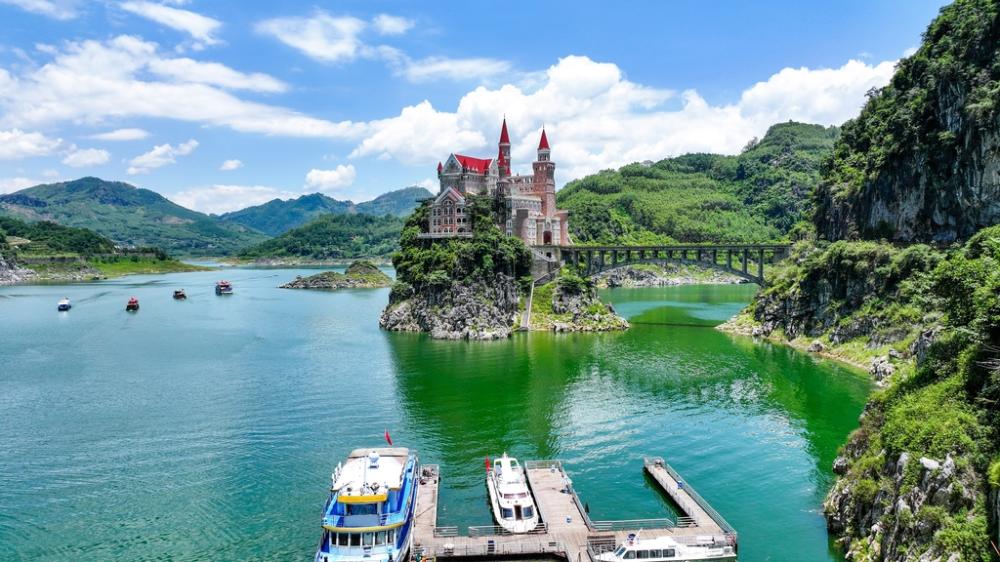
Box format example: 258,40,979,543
758,248,765,283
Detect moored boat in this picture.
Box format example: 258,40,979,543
315,448,419,562
596,533,737,562
173,289,187,300
486,453,540,533
57,297,71,311
215,280,233,295
125,297,139,312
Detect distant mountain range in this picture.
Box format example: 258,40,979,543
0,178,433,256
0,177,266,256
219,186,433,236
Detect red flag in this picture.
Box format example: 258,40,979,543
384,429,393,446
485,456,491,472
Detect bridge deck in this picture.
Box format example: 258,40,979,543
411,459,736,562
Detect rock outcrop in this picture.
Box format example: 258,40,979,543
380,275,520,340
593,264,746,288
281,260,392,290
545,281,629,332
0,252,32,285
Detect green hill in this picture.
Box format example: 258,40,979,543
238,213,405,261
219,186,432,236
557,121,839,244
0,177,266,256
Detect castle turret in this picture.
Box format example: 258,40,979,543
537,128,550,161
498,118,512,174
533,128,556,217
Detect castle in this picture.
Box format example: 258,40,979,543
427,119,569,246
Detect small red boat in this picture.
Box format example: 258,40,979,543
125,297,140,312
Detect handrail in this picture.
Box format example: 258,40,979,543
644,457,738,538
432,526,458,537
590,518,676,531
416,539,567,559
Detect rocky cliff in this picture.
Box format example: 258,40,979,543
529,274,629,332
0,251,32,285
380,275,521,340
814,0,1000,243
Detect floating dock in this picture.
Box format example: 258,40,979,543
412,457,737,561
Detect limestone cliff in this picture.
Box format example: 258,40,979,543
380,275,521,340
0,251,32,285
814,0,1000,243
529,275,629,332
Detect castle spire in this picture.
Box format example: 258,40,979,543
538,128,549,150
499,117,510,145
437,161,443,174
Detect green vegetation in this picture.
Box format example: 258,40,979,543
0,214,205,280
0,177,266,255
753,228,1000,560
280,260,392,290
238,213,405,261
220,186,433,236
389,196,530,300
814,0,1000,242
558,122,838,244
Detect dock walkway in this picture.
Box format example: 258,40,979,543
411,458,736,561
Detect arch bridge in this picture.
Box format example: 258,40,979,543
533,244,791,285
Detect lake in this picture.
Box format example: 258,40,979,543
0,268,871,561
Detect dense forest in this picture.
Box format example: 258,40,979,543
238,213,405,260
0,216,116,256
558,122,839,244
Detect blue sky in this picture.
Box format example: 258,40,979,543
0,0,947,214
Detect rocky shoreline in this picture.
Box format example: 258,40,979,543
530,276,629,332
593,263,747,288
0,253,33,285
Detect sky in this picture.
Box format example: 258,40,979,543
0,0,949,214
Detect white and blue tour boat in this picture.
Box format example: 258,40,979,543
315,448,419,562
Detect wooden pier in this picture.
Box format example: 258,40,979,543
411,458,737,561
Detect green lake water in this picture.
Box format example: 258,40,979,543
0,269,871,561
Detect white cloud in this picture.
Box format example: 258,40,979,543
350,55,896,183
120,1,221,48
0,35,365,139
219,158,242,171
415,177,435,190
0,128,62,159
62,147,110,167
41,168,60,178
0,176,42,193
0,0,76,20
87,128,150,141
127,138,197,174
372,14,413,35
305,165,356,191
398,56,512,83
171,184,299,215
257,11,367,63
148,57,287,92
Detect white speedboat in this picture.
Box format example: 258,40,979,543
486,453,540,533
57,297,71,311
596,534,737,562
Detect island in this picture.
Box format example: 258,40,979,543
280,260,392,290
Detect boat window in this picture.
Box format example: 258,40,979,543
337,533,348,546
388,530,396,546
624,551,636,559
522,506,534,518
375,531,386,545
350,534,361,547
613,546,626,557
501,507,514,519
663,549,675,558
349,503,377,515
650,550,662,558
362,533,374,546
636,550,649,559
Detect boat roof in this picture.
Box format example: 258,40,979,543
333,448,411,497
621,535,682,548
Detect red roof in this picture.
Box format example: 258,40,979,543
499,118,510,144
538,129,549,150
454,154,493,174
437,161,443,173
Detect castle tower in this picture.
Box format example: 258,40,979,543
533,128,556,216
498,118,511,176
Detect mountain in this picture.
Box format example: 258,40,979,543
557,121,838,244
219,186,433,236
355,186,433,216
238,213,405,261
814,0,1000,243
0,177,266,255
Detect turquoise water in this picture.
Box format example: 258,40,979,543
0,270,870,561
